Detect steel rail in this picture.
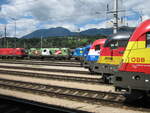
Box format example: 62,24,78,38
0,69,104,85
0,78,124,105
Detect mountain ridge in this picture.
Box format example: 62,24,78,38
22,26,134,38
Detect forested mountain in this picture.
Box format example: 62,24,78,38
22,26,135,38
22,27,113,38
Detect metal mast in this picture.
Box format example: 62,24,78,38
4,24,7,48
14,19,16,48
11,18,17,48
41,35,43,48
113,0,118,34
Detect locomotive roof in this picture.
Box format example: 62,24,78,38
109,32,131,40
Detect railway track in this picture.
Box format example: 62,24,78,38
0,60,81,67
0,69,103,85
0,63,149,112
0,78,125,106
0,59,78,63
0,65,89,74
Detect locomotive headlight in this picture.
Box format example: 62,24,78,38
132,75,141,80
110,66,113,70
145,79,149,82
135,75,140,80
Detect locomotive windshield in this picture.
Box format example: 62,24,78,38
104,32,130,49
21,49,25,53
104,39,128,49
95,45,100,51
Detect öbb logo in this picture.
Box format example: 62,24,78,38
131,57,145,62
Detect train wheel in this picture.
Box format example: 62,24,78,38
13,57,16,60
67,57,71,60
102,74,111,84
75,58,78,60
125,90,146,103
88,68,95,74
80,61,83,67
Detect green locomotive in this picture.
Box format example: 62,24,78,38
28,48,70,60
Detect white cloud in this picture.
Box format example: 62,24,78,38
0,0,150,37
0,18,40,38
43,23,78,32
80,21,108,31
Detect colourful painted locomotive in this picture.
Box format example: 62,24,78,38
82,45,91,58
83,39,106,73
28,48,70,59
114,19,150,99
72,47,84,60
80,45,91,66
92,32,131,83
54,48,71,60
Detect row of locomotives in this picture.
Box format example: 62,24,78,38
53,48,71,60
28,48,42,58
72,47,84,61
28,48,71,60
92,32,131,83
83,39,106,73
114,19,150,101
0,48,27,59
80,45,91,66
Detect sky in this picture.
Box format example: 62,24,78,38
0,0,149,37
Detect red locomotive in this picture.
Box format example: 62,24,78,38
92,32,130,83
114,19,150,100
0,48,27,58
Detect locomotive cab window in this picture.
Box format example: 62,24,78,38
95,45,100,51
21,49,25,53
110,40,118,49
146,32,150,48
49,51,52,54
87,48,90,51
118,40,128,47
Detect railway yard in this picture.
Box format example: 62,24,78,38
0,59,149,113
1,0,150,112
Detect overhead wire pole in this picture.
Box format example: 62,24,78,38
139,10,143,22
4,24,7,48
40,35,43,49
106,0,120,33
11,18,17,48
15,20,16,47
113,0,119,34
0,5,2,48
14,19,17,48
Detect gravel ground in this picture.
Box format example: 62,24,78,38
0,61,149,113
0,89,148,113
